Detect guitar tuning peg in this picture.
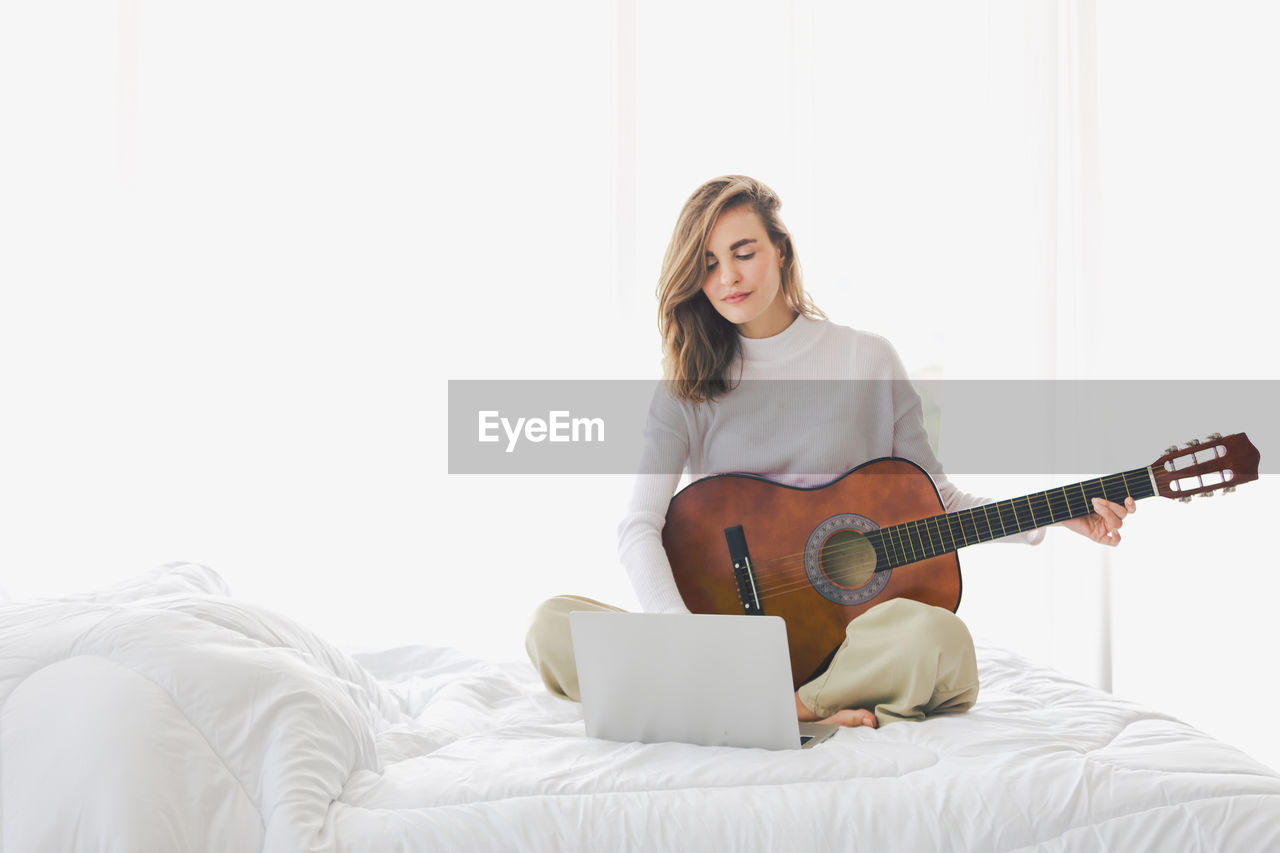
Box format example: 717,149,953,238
1198,490,1215,498
1178,496,1193,503
1223,485,1237,494
1208,432,1223,440
1165,445,1179,454
1185,439,1201,447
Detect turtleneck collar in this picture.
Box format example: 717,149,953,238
737,313,826,363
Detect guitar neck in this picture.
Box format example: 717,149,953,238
872,467,1156,571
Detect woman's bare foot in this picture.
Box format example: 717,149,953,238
795,694,877,728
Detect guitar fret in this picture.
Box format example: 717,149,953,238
1012,498,1032,533
1107,474,1128,504
1063,485,1083,518
908,521,925,560
874,529,891,569
1116,474,1130,502
927,518,942,554
893,523,910,565
1087,479,1104,513
931,516,949,554
1021,497,1036,531
990,503,1005,538
1127,470,1146,500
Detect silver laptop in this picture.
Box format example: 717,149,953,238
569,612,838,750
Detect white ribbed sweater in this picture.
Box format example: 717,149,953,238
617,315,1043,614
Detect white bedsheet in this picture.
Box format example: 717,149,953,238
2,564,1277,852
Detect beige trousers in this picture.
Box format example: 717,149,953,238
524,595,979,727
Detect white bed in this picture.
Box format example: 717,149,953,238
2,563,1277,852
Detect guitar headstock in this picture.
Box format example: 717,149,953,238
1150,432,1260,502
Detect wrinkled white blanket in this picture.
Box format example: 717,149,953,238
2,564,1278,852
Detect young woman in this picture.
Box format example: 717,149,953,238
527,175,1135,729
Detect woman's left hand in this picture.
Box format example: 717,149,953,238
1057,496,1136,546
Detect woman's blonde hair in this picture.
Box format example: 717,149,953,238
657,175,823,401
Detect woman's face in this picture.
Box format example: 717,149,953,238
700,206,795,339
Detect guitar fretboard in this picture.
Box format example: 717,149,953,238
869,468,1155,571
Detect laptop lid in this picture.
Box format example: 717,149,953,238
569,612,837,750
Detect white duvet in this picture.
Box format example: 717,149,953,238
2,564,1277,852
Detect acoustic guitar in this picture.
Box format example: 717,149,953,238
662,432,1260,688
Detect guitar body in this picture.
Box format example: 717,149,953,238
662,458,961,689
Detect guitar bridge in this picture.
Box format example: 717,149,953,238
724,525,763,616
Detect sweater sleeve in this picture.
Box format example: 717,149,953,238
616,385,693,613
885,343,1045,546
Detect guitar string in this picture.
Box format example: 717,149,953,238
735,471,1148,603
737,518,1062,603
746,474,1157,603
746,472,1144,601
705,447,1240,605
746,469,1141,576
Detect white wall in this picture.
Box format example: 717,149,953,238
1093,0,1280,772
0,0,1275,768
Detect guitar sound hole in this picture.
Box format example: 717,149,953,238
805,513,890,606
819,530,878,589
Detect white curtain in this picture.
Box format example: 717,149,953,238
0,0,1275,768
